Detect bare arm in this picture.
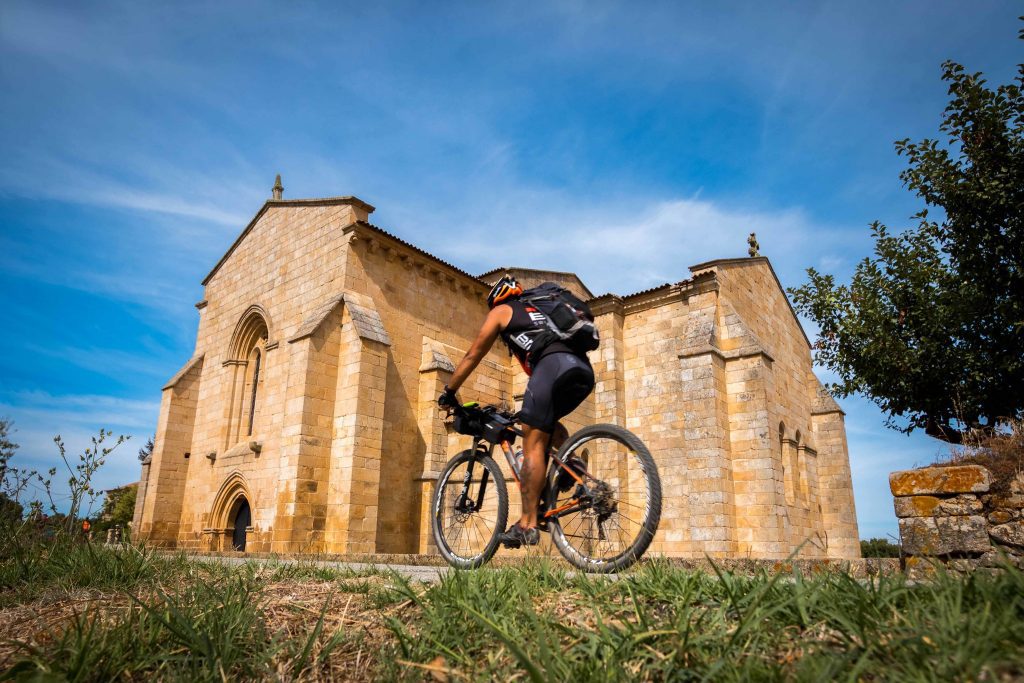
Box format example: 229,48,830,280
447,305,511,393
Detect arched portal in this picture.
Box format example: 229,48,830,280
231,498,251,551
208,472,255,552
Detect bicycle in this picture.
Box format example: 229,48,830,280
431,401,662,573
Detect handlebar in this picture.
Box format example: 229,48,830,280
444,401,521,443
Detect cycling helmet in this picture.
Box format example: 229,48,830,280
487,274,522,308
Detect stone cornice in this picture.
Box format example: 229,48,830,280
797,443,819,457
344,222,488,292
288,290,391,346
589,295,624,318
162,354,205,391
419,339,455,373
678,345,775,364
811,383,845,416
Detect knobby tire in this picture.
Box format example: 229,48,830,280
545,423,662,573
432,450,508,570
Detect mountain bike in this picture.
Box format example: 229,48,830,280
432,402,662,573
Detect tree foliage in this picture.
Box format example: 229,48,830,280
138,435,154,462
790,28,1024,441
860,537,901,559
94,484,137,533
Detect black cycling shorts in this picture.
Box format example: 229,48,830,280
519,352,595,432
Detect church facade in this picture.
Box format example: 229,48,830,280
133,189,861,560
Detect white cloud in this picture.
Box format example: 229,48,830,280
0,152,251,228
0,391,159,433
415,189,859,297
0,391,157,514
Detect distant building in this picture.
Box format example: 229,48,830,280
133,184,859,559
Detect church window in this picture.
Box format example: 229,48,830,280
226,307,270,447
780,423,795,505
247,349,261,436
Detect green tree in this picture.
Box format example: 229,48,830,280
790,26,1024,442
94,484,137,533
860,537,901,559
138,435,154,462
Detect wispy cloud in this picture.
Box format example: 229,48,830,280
417,189,861,296
0,391,158,512
0,391,159,433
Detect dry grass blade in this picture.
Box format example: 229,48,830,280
396,655,465,681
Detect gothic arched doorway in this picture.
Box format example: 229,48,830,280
232,498,251,551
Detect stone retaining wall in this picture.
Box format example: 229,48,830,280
889,465,1024,578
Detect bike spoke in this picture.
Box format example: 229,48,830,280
436,458,504,562
552,430,659,564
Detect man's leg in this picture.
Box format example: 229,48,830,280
518,424,550,528
550,422,568,453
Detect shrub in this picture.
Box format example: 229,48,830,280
938,418,1024,495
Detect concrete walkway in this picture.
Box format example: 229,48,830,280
168,550,897,582
193,553,453,583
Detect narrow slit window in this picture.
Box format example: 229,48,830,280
247,350,261,436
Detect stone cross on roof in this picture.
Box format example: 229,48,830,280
747,232,760,257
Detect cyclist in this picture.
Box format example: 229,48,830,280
438,274,595,548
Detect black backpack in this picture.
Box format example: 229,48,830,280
519,282,600,361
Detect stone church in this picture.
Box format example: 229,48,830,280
133,182,861,560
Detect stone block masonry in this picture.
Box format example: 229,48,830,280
134,187,861,560
890,465,1024,578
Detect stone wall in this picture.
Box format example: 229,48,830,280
890,465,1024,577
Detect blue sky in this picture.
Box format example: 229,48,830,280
0,1,1019,537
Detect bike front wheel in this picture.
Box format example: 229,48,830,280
432,449,509,570
545,424,662,573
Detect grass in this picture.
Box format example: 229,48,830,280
380,559,1024,681
2,535,1023,681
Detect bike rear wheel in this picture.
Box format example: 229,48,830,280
432,449,508,569
545,424,662,573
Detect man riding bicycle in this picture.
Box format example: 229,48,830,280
438,274,595,549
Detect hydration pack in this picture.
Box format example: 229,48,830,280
520,282,600,361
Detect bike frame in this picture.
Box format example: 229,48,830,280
454,425,589,523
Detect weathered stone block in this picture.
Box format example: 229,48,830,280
948,558,976,573
987,510,1014,525
905,556,940,581
895,494,982,518
889,466,990,497
898,515,990,556
979,548,1022,568
985,492,1024,510
893,495,939,518
989,520,1024,548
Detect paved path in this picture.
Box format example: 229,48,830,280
191,553,453,583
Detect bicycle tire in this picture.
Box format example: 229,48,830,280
546,423,662,573
432,449,508,569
